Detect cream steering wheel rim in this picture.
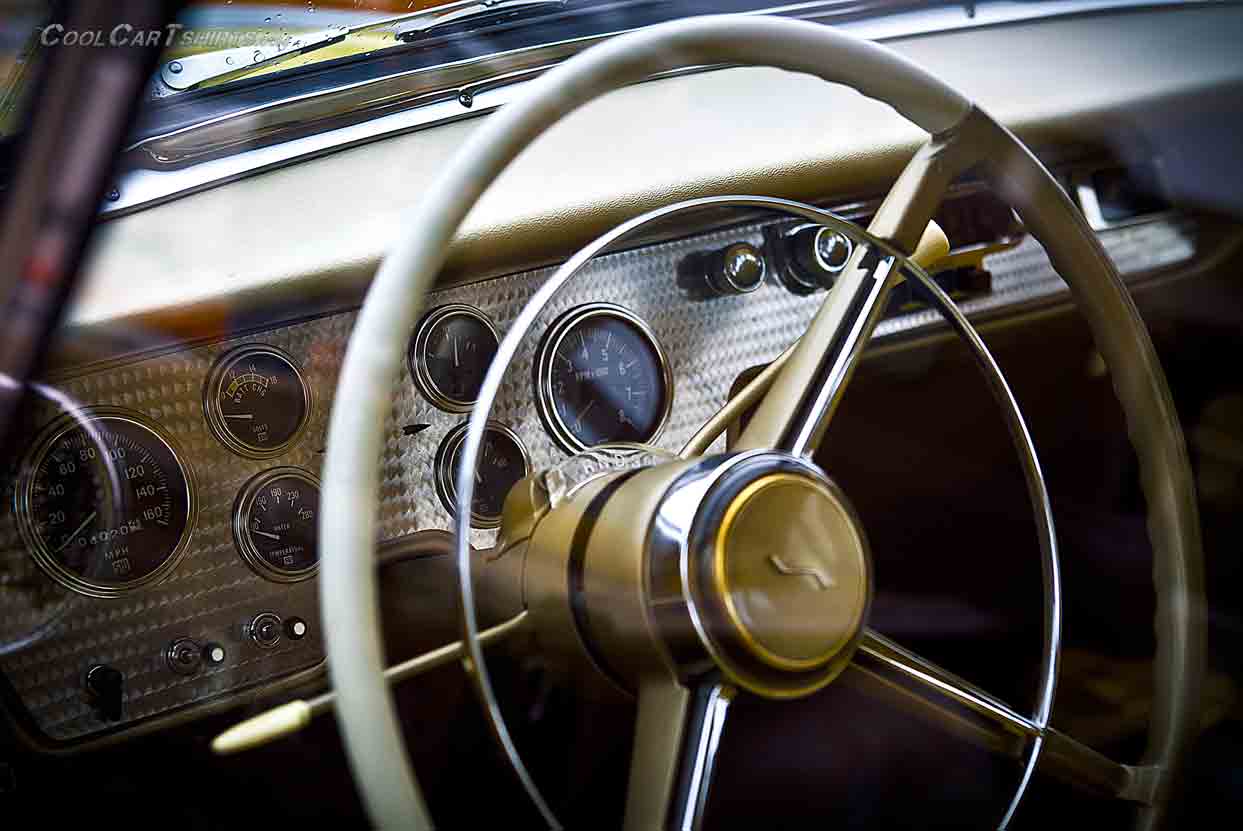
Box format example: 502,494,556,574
320,14,1203,829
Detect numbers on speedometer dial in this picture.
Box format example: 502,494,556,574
17,409,195,597
535,303,672,453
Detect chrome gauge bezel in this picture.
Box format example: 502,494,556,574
15,407,198,599
409,303,501,413
534,302,674,454
232,466,322,583
434,421,530,530
203,343,312,459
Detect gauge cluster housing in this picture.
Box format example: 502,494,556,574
0,186,1195,746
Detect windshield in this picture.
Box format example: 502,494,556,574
156,1,884,94
166,1,477,87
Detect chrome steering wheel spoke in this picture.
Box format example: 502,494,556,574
625,678,734,831
734,127,987,456
850,629,1160,808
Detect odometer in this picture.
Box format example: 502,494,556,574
535,303,672,453
17,409,195,598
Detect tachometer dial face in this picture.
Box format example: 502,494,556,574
205,345,310,458
435,422,529,529
17,409,195,597
535,304,672,453
409,304,500,412
233,467,320,582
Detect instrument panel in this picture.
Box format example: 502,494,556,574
0,202,1196,745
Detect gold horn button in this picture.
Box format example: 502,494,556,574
713,474,868,671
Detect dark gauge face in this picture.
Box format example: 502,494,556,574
205,345,310,458
410,305,500,412
17,410,194,597
436,423,529,529
233,468,320,581
536,304,672,453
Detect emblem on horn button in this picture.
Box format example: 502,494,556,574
712,473,869,672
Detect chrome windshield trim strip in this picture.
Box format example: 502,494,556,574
103,0,1210,218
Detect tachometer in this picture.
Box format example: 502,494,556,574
535,303,672,453
16,408,195,598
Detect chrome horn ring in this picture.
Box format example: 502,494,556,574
453,197,1060,829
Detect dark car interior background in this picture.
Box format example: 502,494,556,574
0,1,1241,828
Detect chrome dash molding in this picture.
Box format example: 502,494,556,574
104,0,1211,218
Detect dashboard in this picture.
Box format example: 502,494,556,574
0,162,1198,746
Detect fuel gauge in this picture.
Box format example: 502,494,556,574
435,422,530,529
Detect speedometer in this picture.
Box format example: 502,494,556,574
16,408,195,598
535,303,673,453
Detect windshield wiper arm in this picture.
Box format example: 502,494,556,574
158,0,568,93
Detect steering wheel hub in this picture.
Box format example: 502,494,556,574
710,473,868,672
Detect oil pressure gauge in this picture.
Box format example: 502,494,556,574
205,344,310,458
233,467,320,582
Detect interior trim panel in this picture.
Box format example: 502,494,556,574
67,3,1243,347
1,193,1202,745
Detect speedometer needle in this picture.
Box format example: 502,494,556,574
224,413,254,420
253,530,281,541
573,400,596,427
54,511,97,554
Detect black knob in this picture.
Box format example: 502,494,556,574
677,242,766,299
84,664,123,722
779,225,855,294
166,638,204,676
249,612,283,649
284,617,308,641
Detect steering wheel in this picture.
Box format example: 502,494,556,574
320,15,1204,830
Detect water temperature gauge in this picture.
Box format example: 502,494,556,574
205,344,311,458
233,467,320,582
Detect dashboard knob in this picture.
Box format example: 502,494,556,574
778,225,855,294
248,612,283,649
678,242,766,299
166,638,204,676
84,664,123,722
